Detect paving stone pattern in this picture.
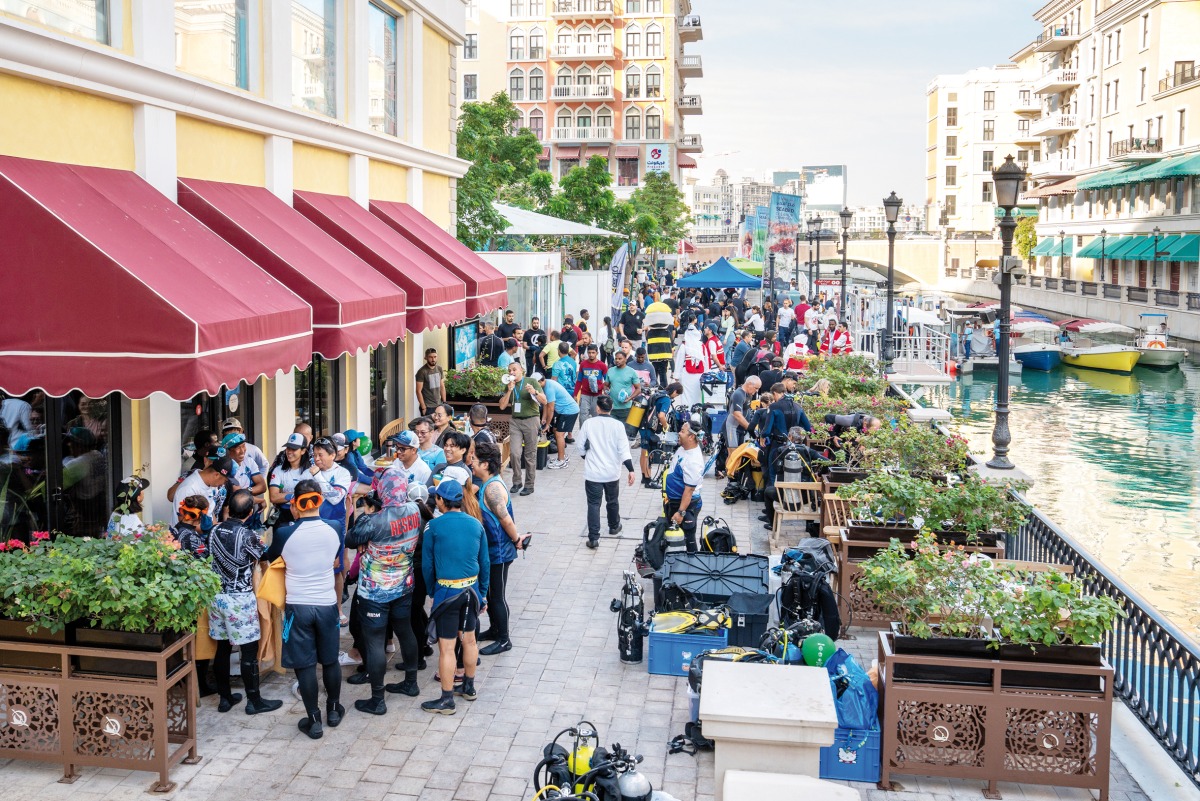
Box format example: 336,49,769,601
0,449,1151,800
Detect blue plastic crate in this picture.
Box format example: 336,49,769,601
819,726,881,783
647,625,728,677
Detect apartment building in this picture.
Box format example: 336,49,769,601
1020,0,1200,301
926,64,1040,235
0,0,502,534
458,0,703,195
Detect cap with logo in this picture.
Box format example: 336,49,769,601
330,433,348,449
389,430,419,449
284,432,307,450
221,432,247,448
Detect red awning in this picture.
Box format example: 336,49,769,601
615,146,640,158
369,201,508,318
540,147,551,161
584,145,610,159
682,241,696,253
556,146,581,160
678,154,698,169
293,191,467,332
0,156,312,401
179,179,408,359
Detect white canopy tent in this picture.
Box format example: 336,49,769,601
494,203,626,238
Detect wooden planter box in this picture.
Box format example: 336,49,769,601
0,632,199,792
878,631,1113,801
0,619,70,672
73,627,186,679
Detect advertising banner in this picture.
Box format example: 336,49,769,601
645,144,671,174
451,320,479,369
751,206,769,262
738,215,753,259
767,192,802,279
608,243,630,319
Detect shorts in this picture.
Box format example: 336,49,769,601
281,603,340,669
611,407,631,423
432,592,480,640
640,430,661,449
553,412,579,434
208,591,261,645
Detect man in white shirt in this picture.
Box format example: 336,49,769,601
575,395,635,550
173,453,233,526
663,422,705,553
221,417,269,475
383,430,431,489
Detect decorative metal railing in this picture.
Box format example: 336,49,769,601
1006,503,1200,789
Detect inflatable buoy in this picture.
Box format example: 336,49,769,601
1147,340,1166,349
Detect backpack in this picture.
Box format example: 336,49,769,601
641,392,670,433
635,517,670,576
699,517,737,554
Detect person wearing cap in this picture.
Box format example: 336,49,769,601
386,430,432,488
471,441,521,656
107,475,149,539
497,338,519,370
540,372,579,470
467,405,497,449
333,431,373,486
174,449,234,527
265,478,345,739
344,469,423,714
498,361,545,497
420,479,489,714
220,418,268,475
268,433,312,528
574,344,608,427
576,395,635,549
415,348,446,418
221,431,267,510
208,489,282,715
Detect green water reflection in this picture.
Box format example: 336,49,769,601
907,363,1200,641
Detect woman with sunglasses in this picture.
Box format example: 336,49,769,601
268,433,312,528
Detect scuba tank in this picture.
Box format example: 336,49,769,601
663,524,687,550
616,767,653,801
782,448,806,484
609,571,647,664
532,723,652,801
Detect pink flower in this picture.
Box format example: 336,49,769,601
31,531,49,541
6,539,26,550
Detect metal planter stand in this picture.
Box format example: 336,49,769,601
0,633,199,793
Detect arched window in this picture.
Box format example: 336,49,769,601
556,66,573,87
597,65,613,85
529,26,545,59
596,105,613,133
509,28,525,60
529,67,545,101
625,109,641,140
557,109,573,130
528,109,545,141
512,109,524,133
625,24,641,58
577,106,592,131
645,106,662,139
556,26,572,46
508,68,525,102
645,23,662,57
576,25,593,45
597,24,614,49
625,65,641,99
645,64,662,98
577,65,592,87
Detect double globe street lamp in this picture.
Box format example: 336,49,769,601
881,192,902,373
987,154,1027,471
839,206,853,322
806,215,823,297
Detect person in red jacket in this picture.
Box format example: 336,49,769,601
702,326,727,372
574,343,609,427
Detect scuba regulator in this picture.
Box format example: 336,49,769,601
532,722,653,801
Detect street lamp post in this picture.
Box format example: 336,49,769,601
987,155,1026,471
813,215,823,300
882,192,902,373
1152,226,1161,288
768,252,777,307
806,216,819,298
1099,229,1107,283
839,207,852,321
1059,229,1066,278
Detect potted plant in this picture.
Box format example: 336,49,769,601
856,417,972,477
444,365,508,404
0,531,77,670
70,525,221,677
836,472,923,542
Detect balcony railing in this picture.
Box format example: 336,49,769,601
679,14,702,40
1156,288,1180,307
1034,27,1082,51
551,42,614,59
944,266,958,277
1158,66,1200,94
551,84,613,100
1061,278,1078,293
1110,137,1163,159
1127,286,1149,302
1005,499,1200,793
678,94,702,113
550,0,614,18
1033,68,1080,95
1029,157,1076,177
1188,292,1200,311
1030,113,1079,137
1103,283,1122,299
550,126,614,141
695,234,737,244
1081,281,1098,296
1045,277,1060,290
679,54,703,75
679,133,702,150
1029,275,1042,288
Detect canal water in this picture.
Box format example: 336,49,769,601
906,362,1200,643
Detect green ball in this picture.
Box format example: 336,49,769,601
358,436,372,457
801,634,836,667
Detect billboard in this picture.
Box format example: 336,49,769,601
767,192,802,276
750,205,769,262
802,165,848,211
645,144,671,174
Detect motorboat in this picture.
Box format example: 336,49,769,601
1010,321,1062,371
1057,318,1140,373
1131,313,1187,368
946,307,1020,374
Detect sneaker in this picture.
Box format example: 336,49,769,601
510,484,524,494
385,680,420,697
385,642,397,654
586,537,599,550
422,695,457,715
337,651,362,667
520,487,535,496
547,459,566,470
608,524,623,537
457,680,478,701
479,640,511,657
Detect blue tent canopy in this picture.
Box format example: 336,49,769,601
675,257,761,289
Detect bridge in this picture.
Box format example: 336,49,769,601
690,236,1004,286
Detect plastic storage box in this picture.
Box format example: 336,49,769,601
726,592,773,648
647,620,729,677
818,726,881,783
656,553,771,610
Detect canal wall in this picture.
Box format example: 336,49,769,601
937,275,1200,353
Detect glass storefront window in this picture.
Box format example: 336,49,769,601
369,344,401,451
174,0,250,90
6,0,109,45
291,0,337,118
367,3,400,136
296,356,340,437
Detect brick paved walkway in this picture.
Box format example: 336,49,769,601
0,447,1152,800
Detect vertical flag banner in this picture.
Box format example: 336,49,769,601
767,192,802,280
751,206,769,262
738,215,753,259
609,243,630,321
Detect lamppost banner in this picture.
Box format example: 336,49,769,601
751,205,769,262
767,192,802,276
738,215,753,259
608,242,630,320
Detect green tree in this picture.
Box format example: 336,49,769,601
538,156,634,268
455,93,543,248
1014,215,1037,261
630,172,691,269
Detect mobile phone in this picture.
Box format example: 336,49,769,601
520,534,533,553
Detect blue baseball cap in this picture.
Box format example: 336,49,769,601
343,429,366,443
389,430,419,449
221,432,246,448
284,432,307,450
434,479,464,503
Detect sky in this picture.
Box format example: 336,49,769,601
690,0,1045,206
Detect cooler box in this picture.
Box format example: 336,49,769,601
726,592,773,648
818,726,881,783
656,552,771,609
647,619,729,677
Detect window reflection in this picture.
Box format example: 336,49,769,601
368,3,400,136
292,0,337,117
3,0,109,44
174,0,250,90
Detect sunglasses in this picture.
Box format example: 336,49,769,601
313,437,335,449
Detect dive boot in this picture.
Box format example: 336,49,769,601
298,711,323,739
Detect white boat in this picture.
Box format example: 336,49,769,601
1131,313,1187,368
1058,319,1141,373
1010,321,1062,371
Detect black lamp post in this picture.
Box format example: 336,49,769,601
987,155,1026,471
882,192,902,373
806,216,819,297
839,206,852,321
813,215,823,299
1059,229,1066,278
768,252,777,307
1099,228,1107,283
1152,226,1161,288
